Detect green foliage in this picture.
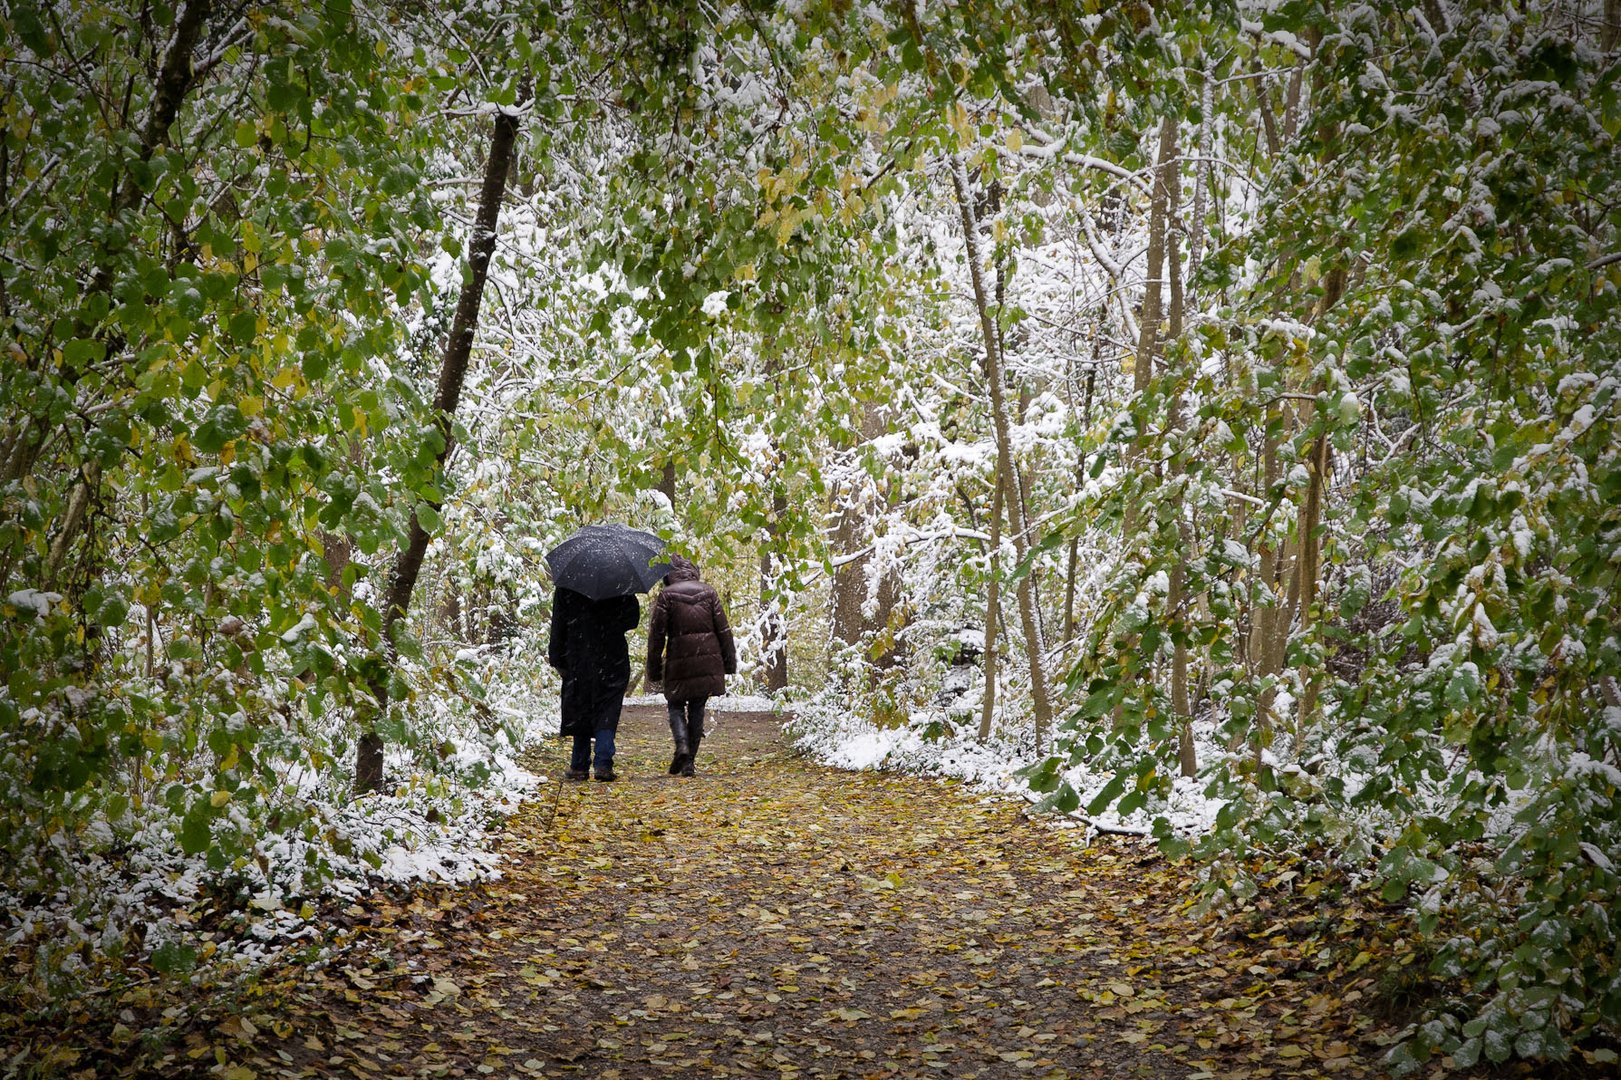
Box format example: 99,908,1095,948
3,0,1617,1066
1046,0,1621,1066
0,0,551,991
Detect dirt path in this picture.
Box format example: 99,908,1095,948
200,706,1392,1078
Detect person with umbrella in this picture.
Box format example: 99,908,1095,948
646,554,736,777
546,525,669,782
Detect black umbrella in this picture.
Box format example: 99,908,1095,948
545,524,670,600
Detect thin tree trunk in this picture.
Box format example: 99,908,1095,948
1062,537,1078,646
1257,70,1281,159
977,469,1006,741
1114,117,1178,738
1282,61,1305,144
45,462,100,588
1293,432,1329,739
1161,125,1197,779
951,157,1055,750
1122,117,1176,547
1062,368,1096,645
659,457,676,504
1289,264,1348,740
1135,118,1175,397
761,485,790,694
1063,320,1103,647
1246,46,1313,767
357,94,525,794
759,333,791,696
1251,419,1281,767
830,471,866,650
1187,65,1214,281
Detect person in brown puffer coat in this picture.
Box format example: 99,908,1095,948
646,555,736,777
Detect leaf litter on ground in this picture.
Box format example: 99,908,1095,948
3,706,1543,1078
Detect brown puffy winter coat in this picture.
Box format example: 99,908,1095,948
646,556,736,702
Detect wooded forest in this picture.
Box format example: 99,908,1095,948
2,0,1619,1074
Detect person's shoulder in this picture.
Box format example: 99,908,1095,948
668,580,712,603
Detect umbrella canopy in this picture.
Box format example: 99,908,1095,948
545,524,670,600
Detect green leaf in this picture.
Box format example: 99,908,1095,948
192,405,247,454
1080,686,1117,718
150,941,197,975
228,310,259,345
1085,773,1127,816
1444,665,1480,709
63,338,107,366
97,592,130,627
180,801,213,855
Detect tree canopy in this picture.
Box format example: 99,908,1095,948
2,0,1618,1070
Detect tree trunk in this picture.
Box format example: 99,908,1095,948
356,94,525,794
1114,117,1177,737
1187,66,1214,281
829,402,898,664
950,157,1055,750
1161,126,1197,779
759,337,791,696
1282,61,1305,145
1122,117,1176,545
1251,418,1282,767
829,480,866,650
659,457,676,504
44,462,100,589
1063,342,1099,648
760,531,789,693
977,469,1006,741
1134,118,1176,398
1293,432,1329,739
1289,265,1348,739
759,478,790,694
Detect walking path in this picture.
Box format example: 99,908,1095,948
221,706,1390,1078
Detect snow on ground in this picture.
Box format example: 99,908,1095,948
7,674,1211,993
788,697,1227,841
1,680,556,991
623,692,781,712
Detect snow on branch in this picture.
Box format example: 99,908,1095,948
825,526,994,572
1018,127,1151,194
1239,19,1313,60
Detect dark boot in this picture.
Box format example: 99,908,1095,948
667,713,690,775
680,732,700,777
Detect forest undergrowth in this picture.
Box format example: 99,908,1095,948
7,707,1610,1080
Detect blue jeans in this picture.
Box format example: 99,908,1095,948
570,726,615,773
565,679,624,772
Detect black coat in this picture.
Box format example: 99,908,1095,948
548,588,639,735
646,558,736,702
